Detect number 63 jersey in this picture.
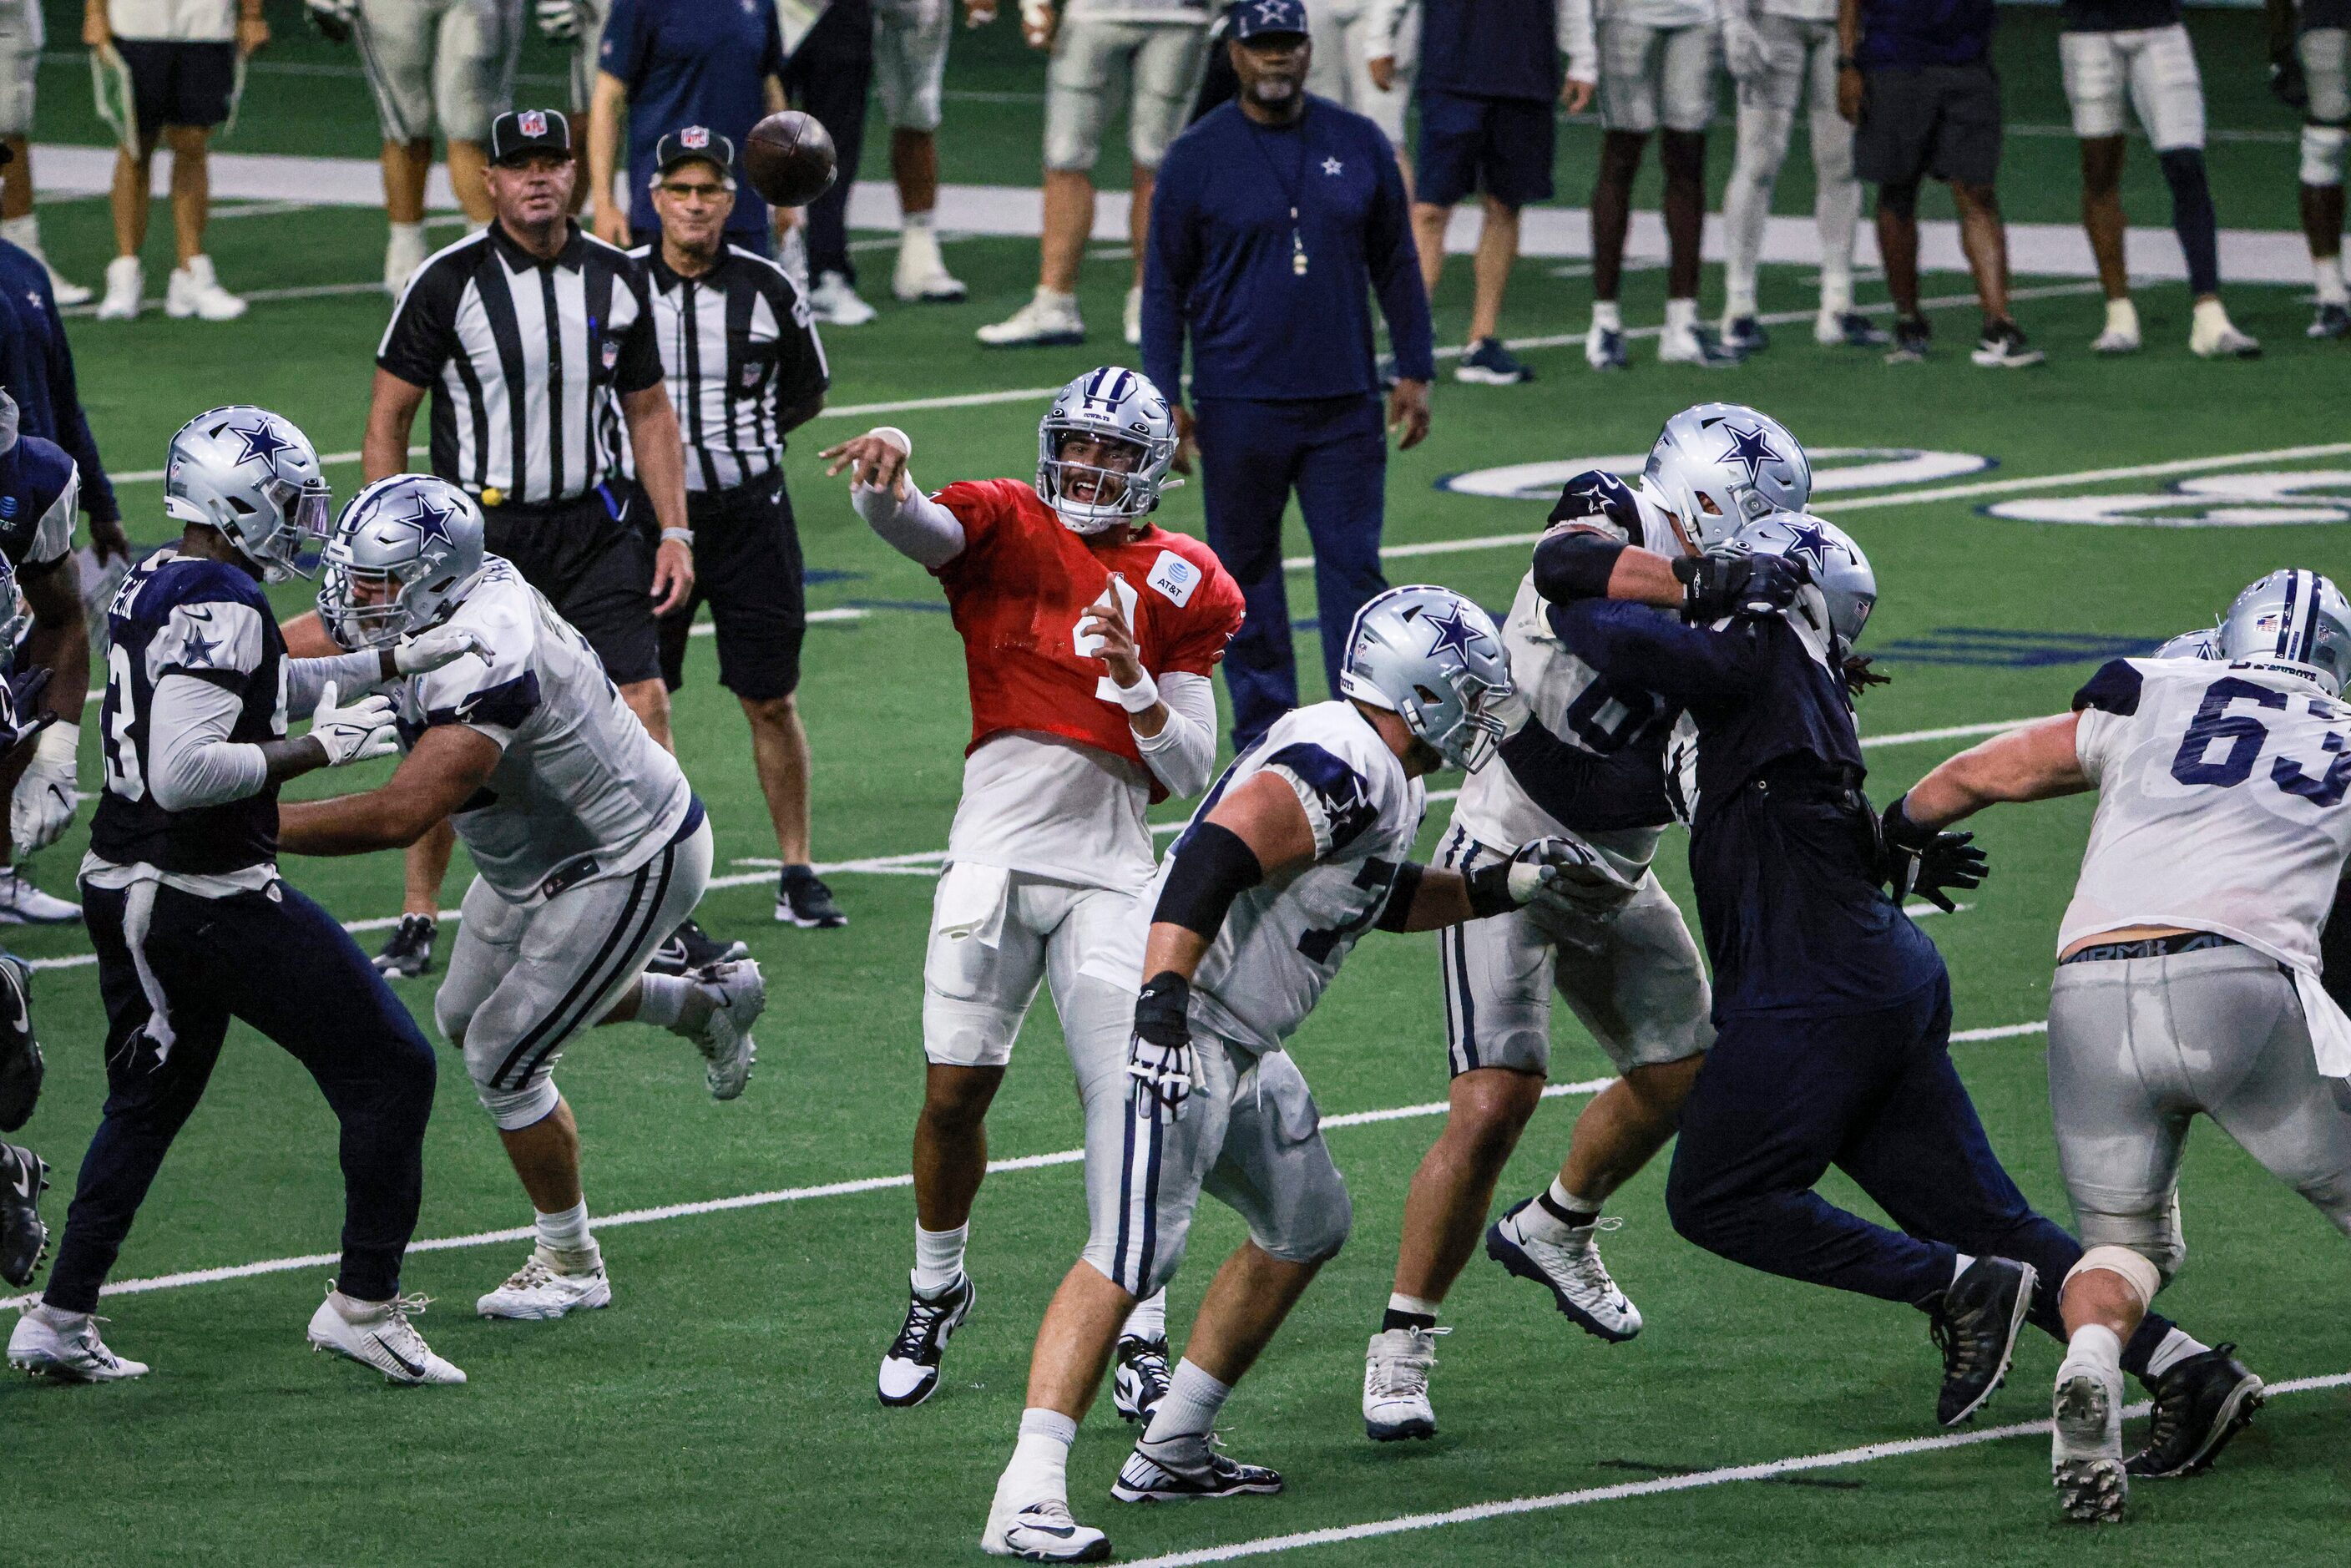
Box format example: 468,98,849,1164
2062,657,2351,970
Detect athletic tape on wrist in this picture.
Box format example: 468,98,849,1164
1114,670,1160,714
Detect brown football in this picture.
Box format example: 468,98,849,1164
742,110,837,209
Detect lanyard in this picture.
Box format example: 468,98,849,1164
1241,113,1312,277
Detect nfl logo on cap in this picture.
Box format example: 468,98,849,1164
520,110,548,138
683,126,710,149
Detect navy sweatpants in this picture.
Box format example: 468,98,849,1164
1195,393,1389,750
45,878,437,1313
1665,973,2176,1366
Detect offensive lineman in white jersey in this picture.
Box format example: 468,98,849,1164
282,474,767,1323
1890,567,2351,1521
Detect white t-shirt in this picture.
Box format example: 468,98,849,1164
948,731,1160,891
105,0,237,43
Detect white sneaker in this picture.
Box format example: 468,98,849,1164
1486,1199,1642,1341
1122,284,1142,346
1657,321,1742,367
8,1305,149,1381
978,289,1084,348
892,224,967,301
806,269,876,326
2091,324,2141,355
165,255,246,321
475,1247,612,1321
43,263,91,308
96,255,141,321
980,1497,1109,1562
0,867,79,926
384,225,430,295
685,959,764,1100
306,1287,466,1384
2190,312,2261,360
1363,1326,1443,1441
2052,1363,2126,1523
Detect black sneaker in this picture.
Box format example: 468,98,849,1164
1722,315,1770,353
1886,313,1932,364
1110,1433,1284,1503
0,954,40,1133
1970,317,2045,368
877,1272,976,1408
373,914,436,979
1112,1334,1173,1424
1930,1256,2036,1426
1454,336,1534,385
0,1141,49,1288
2309,301,2351,340
646,918,749,977
2126,1343,2265,1478
776,868,847,928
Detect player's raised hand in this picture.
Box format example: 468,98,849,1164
822,429,912,495
310,681,399,768
1080,574,1145,687
1127,972,1197,1121
392,625,493,676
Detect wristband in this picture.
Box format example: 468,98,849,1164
660,528,695,546
1113,669,1160,715
33,721,76,766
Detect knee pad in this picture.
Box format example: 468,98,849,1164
2303,124,2347,189
463,1022,564,1132
2065,1244,2165,1307
474,1071,559,1133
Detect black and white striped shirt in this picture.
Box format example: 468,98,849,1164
631,243,830,494
377,222,664,506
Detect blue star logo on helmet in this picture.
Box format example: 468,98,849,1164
1423,603,1486,663
229,420,295,469
1717,422,1780,487
397,492,455,544
1777,517,1838,578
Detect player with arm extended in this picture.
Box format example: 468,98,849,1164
1892,569,2348,1520
1535,508,2257,1465
821,368,1241,1419
6,409,485,1386
281,474,766,1325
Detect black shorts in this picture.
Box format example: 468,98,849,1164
1854,61,2004,190
656,473,806,701
113,38,237,136
483,486,662,687
1414,89,1557,209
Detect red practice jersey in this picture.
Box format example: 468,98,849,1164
932,478,1243,801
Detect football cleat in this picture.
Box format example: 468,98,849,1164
979,291,1085,349
688,959,764,1100
1110,1433,1283,1503
0,954,40,1131
8,1306,149,1381
806,270,876,326
0,1142,48,1287
164,255,246,321
1969,319,2045,368
1818,310,1889,348
2091,323,2141,355
1930,1256,2035,1426
1722,315,1770,353
776,868,847,928
892,225,967,302
1363,1325,1443,1442
980,1498,1110,1562
2052,1364,2127,1524
2189,315,2261,360
1886,314,1932,364
1585,323,1628,372
645,918,748,977
476,1249,612,1321
1112,1333,1172,1424
2308,301,2350,340
1455,336,1534,384
373,914,436,978
878,1271,976,1407
1658,321,1743,367
2126,1343,2264,1478
1485,1199,1642,1342
0,868,79,926
95,255,143,321
307,1287,465,1384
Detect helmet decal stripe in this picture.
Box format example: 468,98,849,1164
2279,569,2301,659
2299,569,2323,660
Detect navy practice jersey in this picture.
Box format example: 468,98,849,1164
89,553,287,875
1562,599,1944,1019
0,431,80,573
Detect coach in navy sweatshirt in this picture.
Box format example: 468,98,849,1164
1143,0,1435,749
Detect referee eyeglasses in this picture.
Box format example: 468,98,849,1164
657,175,733,205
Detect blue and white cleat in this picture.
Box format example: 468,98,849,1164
1486,1198,1642,1342
980,1498,1110,1562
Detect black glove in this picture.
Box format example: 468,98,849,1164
1128,971,1198,1121
0,956,39,1134
2272,48,2308,110
0,665,54,759
1879,793,1990,913
1674,551,1806,624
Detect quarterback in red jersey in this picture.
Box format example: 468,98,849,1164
823,367,1243,1419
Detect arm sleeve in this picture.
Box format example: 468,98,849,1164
286,650,388,721
1531,526,1629,604
852,474,967,569
1364,0,1409,53
41,301,118,525
147,674,270,812
1564,599,1763,706
1136,670,1218,798
1140,150,1198,405
1561,0,1597,80
1369,143,1437,382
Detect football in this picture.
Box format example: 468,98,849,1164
742,110,837,210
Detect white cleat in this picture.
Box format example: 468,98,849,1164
807,269,876,326
95,255,141,321
978,289,1084,348
1486,1200,1642,1341
306,1287,465,1384
1363,1326,1443,1441
165,255,246,321
2052,1363,2127,1523
8,1305,149,1381
1657,321,1742,367
2091,325,2141,355
689,959,764,1100
475,1248,613,1321
892,224,967,301
980,1498,1110,1562
41,262,91,308
0,867,80,925
2189,316,2261,360
1122,284,1142,346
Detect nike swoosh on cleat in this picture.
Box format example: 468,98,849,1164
1023,1525,1076,1539
369,1334,427,1379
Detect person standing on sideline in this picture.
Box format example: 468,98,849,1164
2274,0,2351,338
0,1,89,304
876,0,974,303
1144,0,1433,750
86,0,263,322
783,0,882,324
635,128,846,931
1314,0,1418,191
1382,0,1591,385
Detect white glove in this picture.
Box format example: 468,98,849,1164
10,722,77,852
310,680,400,767
392,625,492,677
1508,836,1641,921
1723,18,1771,83
535,0,581,39
1126,1034,1198,1121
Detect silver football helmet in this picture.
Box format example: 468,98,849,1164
1036,366,1178,534
2218,567,2351,695
316,474,488,650
1732,511,1877,655
1337,584,1512,772
1644,403,1812,553
161,406,331,582
2152,626,2222,660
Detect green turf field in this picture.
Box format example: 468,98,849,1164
2,4,2348,1565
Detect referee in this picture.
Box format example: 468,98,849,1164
636,127,845,930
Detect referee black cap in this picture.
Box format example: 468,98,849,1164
654,126,736,185
489,109,573,165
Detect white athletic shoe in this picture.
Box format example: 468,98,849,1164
980,1497,1110,1562
1657,321,1742,367
1486,1199,1642,1341
166,255,246,321
892,224,967,301
2052,1363,2127,1524
476,1247,612,1321
1363,1326,1443,1441
28,249,91,308
1122,285,1142,346
807,269,877,326
306,1287,465,1384
8,1305,149,1381
978,289,1084,348
2189,313,2261,360
2091,324,2141,355
384,225,430,295
0,867,79,925
96,255,141,321
688,959,764,1100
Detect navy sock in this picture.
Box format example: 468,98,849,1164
2159,148,2222,299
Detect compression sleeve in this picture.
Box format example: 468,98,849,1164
286,650,388,721
1152,821,1266,938
1531,527,1628,605
1373,860,1426,931
852,472,966,569
1136,670,1217,799
147,673,269,812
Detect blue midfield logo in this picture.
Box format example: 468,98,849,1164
1423,603,1486,662
229,420,295,469
1716,422,1781,486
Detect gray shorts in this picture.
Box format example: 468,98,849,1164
872,0,951,133
0,0,41,139
2059,24,2203,150
2048,942,2351,1285
356,0,523,145
2304,28,2351,128
1044,18,1206,173
921,866,1144,1069
1597,19,1719,134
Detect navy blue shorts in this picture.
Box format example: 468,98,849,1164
113,38,236,136
1414,89,1557,209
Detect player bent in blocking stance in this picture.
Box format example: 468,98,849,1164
7,410,484,1385
983,586,1605,1562
1891,569,2348,1520
822,368,1243,1414
281,475,766,1323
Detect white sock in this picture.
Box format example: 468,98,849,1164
999,1408,1078,1508
1512,1178,1600,1245
913,1222,968,1297
535,1201,596,1261
32,1302,87,1329
1386,1291,1440,1321
2106,296,2140,337
2145,1326,2207,1379
1590,299,1621,332
1120,1288,1167,1343
1724,286,1758,321
2316,255,2349,306
1039,286,1076,309
1820,269,1853,316
902,208,934,234
1951,1252,1975,1286
389,219,424,245
2062,1323,2123,1374
635,973,693,1029
1140,1358,1231,1444
1666,296,1698,332
2192,296,2229,334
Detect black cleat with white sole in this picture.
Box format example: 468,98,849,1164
647,918,749,977
373,914,436,979
1112,1334,1172,1424
877,1273,976,1407
0,954,40,1131
1931,1256,2035,1426
776,867,847,928
1111,1434,1283,1504
2126,1344,2265,1479
0,1141,48,1287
